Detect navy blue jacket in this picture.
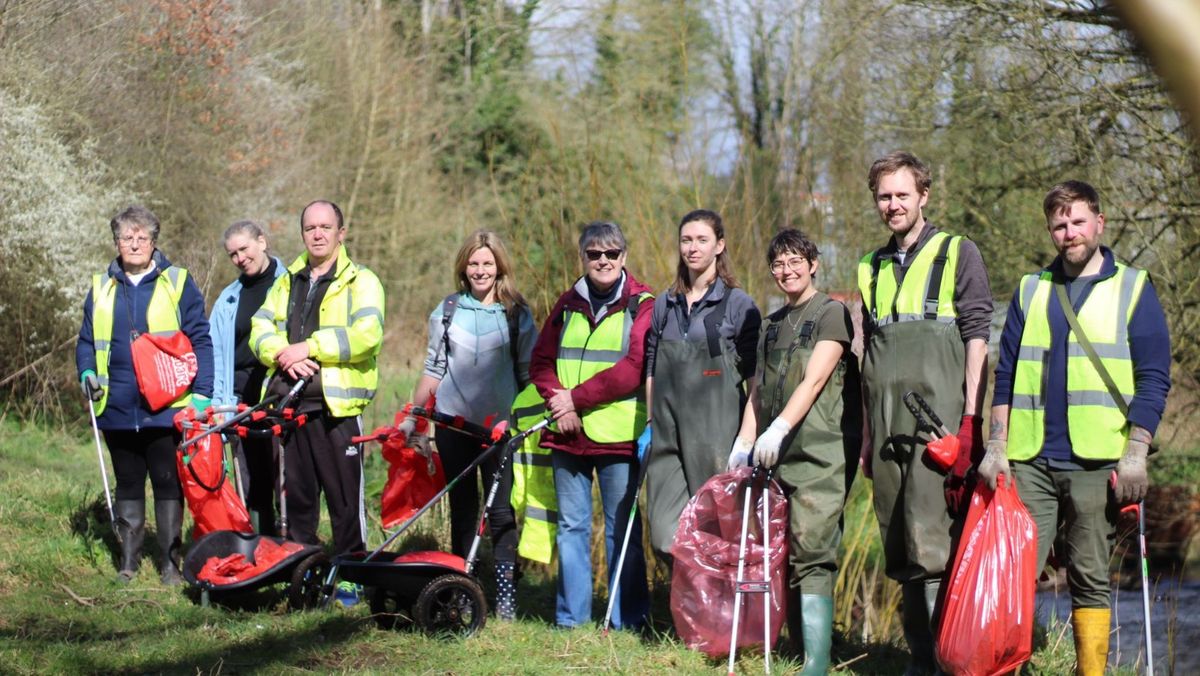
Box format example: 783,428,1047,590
77,250,214,431
993,248,1171,460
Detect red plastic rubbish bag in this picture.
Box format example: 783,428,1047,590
937,476,1037,675
132,331,197,411
670,467,788,658
174,410,254,539
380,434,446,529
197,538,305,585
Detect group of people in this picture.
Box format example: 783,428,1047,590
77,150,1170,676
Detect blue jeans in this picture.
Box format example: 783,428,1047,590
552,451,648,629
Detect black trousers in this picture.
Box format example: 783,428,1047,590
103,428,182,501
231,435,277,534
434,426,517,564
282,414,365,555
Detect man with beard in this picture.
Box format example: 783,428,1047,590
979,180,1170,675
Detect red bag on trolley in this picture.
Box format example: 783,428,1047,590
380,434,446,529
670,467,788,658
132,331,198,411
173,410,253,538
937,476,1037,675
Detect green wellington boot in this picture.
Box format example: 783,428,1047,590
798,594,834,675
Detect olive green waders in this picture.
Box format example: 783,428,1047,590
646,296,743,556
862,317,964,675
760,293,861,675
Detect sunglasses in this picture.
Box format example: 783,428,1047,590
585,248,623,262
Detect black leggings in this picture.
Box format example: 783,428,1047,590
434,426,517,564
102,428,183,501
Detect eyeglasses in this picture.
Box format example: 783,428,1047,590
769,257,809,276
585,248,623,262
117,235,152,248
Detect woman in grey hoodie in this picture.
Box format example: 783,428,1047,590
401,231,537,620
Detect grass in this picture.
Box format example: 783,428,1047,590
0,410,1119,674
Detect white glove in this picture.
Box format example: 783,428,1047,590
977,439,1010,490
397,416,418,438
727,436,753,470
753,418,792,469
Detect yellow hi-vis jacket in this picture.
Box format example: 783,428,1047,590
510,384,556,563
250,245,385,418
1008,262,1146,461
857,231,962,327
90,265,190,416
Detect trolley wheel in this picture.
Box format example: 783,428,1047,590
287,551,331,611
412,574,487,637
370,587,412,630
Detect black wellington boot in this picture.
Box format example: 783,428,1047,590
114,500,145,583
155,500,184,586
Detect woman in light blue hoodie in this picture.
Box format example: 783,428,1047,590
209,220,286,534
404,230,537,620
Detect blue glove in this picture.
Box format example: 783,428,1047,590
636,425,652,462
190,394,212,416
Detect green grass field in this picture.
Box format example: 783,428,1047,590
0,414,1124,674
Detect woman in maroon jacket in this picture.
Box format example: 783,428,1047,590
528,221,652,630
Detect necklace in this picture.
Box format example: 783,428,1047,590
785,295,818,333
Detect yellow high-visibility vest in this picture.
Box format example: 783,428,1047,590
857,231,962,328
1008,263,1145,461
90,266,190,415
510,384,556,563
554,292,652,443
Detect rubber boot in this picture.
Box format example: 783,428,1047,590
798,594,834,675
901,580,941,676
495,560,517,621
155,500,184,586
114,500,145,582
1071,607,1110,676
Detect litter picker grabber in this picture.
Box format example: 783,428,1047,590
727,465,776,676
602,427,653,634
903,390,960,471
1123,500,1154,675
85,395,118,540
178,377,309,453
464,416,554,575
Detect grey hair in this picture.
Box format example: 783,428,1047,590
223,219,268,244
110,205,161,243
578,221,627,256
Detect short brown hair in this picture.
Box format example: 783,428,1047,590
868,151,931,196
1042,180,1101,220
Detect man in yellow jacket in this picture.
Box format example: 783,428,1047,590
250,200,384,559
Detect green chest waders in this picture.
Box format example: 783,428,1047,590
759,293,861,596
862,315,964,582
646,294,744,555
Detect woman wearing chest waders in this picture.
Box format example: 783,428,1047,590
403,231,537,621
732,229,862,675
643,209,762,564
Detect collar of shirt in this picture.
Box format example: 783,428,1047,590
879,223,941,266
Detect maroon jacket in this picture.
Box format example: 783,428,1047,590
529,271,654,457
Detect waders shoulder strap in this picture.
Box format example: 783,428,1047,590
869,252,885,322
922,235,955,320
702,292,732,359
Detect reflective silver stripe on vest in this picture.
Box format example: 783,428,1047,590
524,506,558,522
97,374,110,386
333,327,351,361
513,450,553,467
1017,345,1045,362
1113,266,1139,346
873,312,955,328
350,307,383,325
94,340,110,352
1066,342,1128,360
149,330,177,337
1010,393,1039,411
1019,274,1041,313
324,385,375,400
557,347,626,362
1067,389,1125,409
253,308,274,320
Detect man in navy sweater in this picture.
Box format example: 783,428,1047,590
979,181,1171,676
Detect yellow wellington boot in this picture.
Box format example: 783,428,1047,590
1071,607,1111,676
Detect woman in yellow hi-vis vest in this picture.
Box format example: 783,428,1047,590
76,205,214,585
528,222,653,630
